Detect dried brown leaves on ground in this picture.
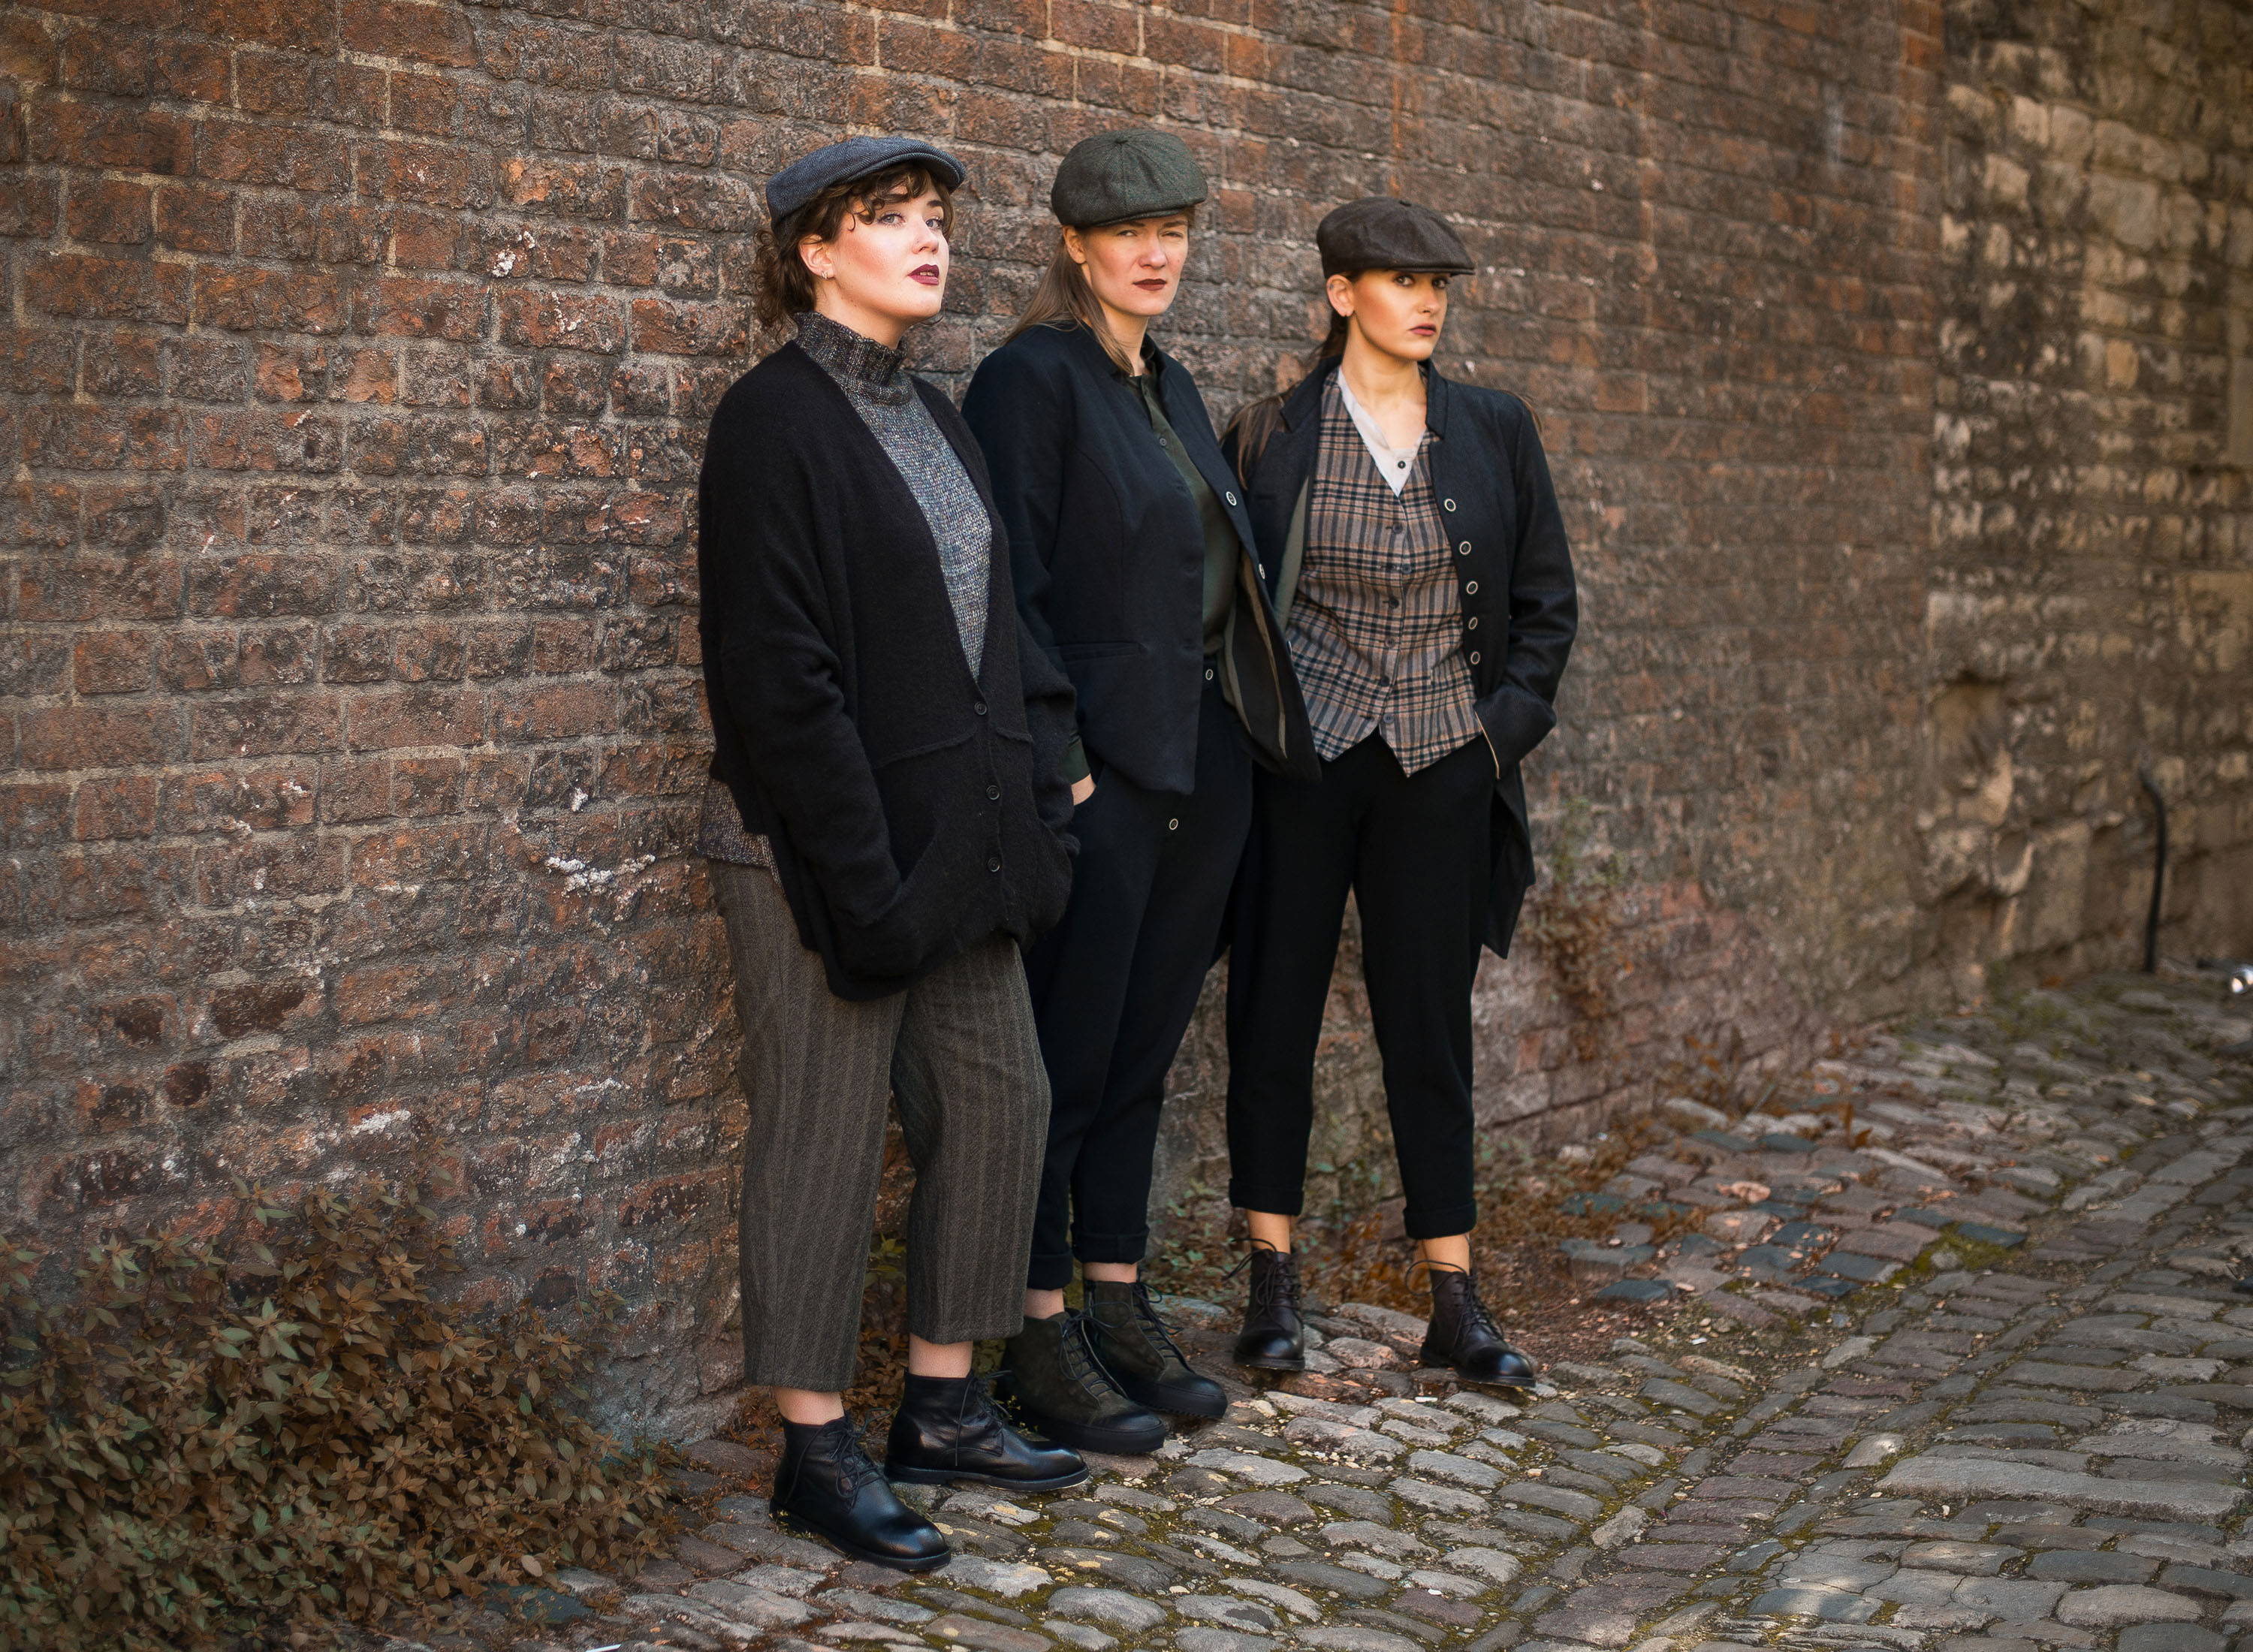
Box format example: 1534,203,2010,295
0,1181,676,1652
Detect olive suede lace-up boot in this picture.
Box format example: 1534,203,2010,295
1083,1278,1225,1418
885,1372,1089,1491
996,1309,1167,1455
771,1415,949,1571
1420,1264,1537,1388
1229,1242,1305,1371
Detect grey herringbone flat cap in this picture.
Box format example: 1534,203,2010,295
765,135,967,229
1050,128,1208,227
1317,197,1475,277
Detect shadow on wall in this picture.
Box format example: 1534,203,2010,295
1147,806,1832,1242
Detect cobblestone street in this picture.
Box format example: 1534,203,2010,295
418,972,2253,1652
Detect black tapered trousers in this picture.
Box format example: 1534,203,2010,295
1024,671,1253,1290
1224,731,1494,1239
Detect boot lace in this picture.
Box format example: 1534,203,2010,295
1057,1308,1126,1397
1123,1280,1195,1367
1419,1262,1500,1340
824,1422,888,1498
1227,1240,1301,1313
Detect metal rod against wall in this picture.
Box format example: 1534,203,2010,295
2138,764,2167,975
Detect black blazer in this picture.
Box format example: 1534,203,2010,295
697,342,1079,1000
962,322,1314,795
1226,354,1578,954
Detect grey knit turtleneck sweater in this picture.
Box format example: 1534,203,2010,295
698,311,997,867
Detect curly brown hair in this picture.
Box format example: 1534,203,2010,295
753,163,957,333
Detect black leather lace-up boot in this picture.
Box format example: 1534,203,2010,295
885,1372,1090,1491
770,1415,949,1571
1230,1243,1305,1371
996,1310,1168,1455
1420,1264,1537,1389
1084,1279,1225,1418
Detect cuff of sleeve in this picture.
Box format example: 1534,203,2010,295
1473,683,1557,772
1062,734,1091,785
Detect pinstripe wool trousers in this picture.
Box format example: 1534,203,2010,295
711,860,1050,1391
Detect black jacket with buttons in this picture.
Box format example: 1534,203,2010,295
1225,354,1578,953
963,322,1317,795
698,341,1080,1000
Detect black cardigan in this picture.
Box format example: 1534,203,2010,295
697,342,1080,999
1226,355,1578,954
962,322,1315,795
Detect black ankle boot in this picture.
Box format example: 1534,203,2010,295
885,1373,1090,1491
771,1415,948,1571
1084,1280,1226,1418
1421,1265,1537,1388
1231,1244,1304,1371
996,1310,1167,1455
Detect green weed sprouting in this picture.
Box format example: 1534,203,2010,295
0,1179,676,1650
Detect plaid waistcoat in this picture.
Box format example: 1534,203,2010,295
1285,378,1482,773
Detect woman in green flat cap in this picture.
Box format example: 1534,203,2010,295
964,130,1313,1454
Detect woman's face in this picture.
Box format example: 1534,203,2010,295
800,187,951,341
1329,269,1450,361
1065,214,1193,322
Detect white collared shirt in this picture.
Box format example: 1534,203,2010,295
1335,374,1424,497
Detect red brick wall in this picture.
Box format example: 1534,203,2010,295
2,0,2236,1434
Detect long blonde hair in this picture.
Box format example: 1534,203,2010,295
1005,212,1199,374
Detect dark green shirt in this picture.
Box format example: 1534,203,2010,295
1131,366,1236,656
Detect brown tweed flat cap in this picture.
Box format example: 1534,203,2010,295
1316,197,1475,277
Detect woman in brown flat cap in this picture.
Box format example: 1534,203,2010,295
1221,197,1579,1385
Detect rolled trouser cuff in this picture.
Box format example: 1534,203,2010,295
1404,1200,1477,1241
1027,1247,1077,1292
1226,1177,1307,1218
1071,1225,1149,1265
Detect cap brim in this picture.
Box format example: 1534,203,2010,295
1069,197,1206,228
841,147,966,193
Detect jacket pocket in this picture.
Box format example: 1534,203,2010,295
1473,683,1557,773
828,847,949,981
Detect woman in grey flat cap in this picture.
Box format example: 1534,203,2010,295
1220,197,1579,1386
962,130,1313,1453
695,135,1090,1569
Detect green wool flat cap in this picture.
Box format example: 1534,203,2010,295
1050,128,1208,228
1317,197,1475,278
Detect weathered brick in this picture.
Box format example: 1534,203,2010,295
20,704,183,770
365,276,487,341
30,98,191,172
154,185,234,254
499,289,628,354
195,119,349,191
24,406,186,471
73,629,154,693
193,267,351,336
65,179,151,245
345,686,484,752
629,297,749,357
24,254,189,324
